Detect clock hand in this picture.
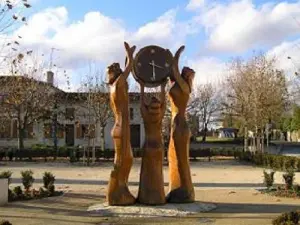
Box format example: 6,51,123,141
149,61,164,69
151,60,156,81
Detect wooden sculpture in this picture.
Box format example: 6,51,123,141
166,46,195,203
106,42,136,206
137,83,166,205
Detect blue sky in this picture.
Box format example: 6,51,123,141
30,0,204,58
9,0,300,90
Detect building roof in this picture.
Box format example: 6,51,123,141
0,75,64,94
0,75,150,102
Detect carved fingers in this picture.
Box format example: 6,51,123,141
124,42,136,60
174,45,185,62
124,42,136,77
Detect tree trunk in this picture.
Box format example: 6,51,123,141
87,138,90,166
92,138,95,164
202,123,208,142
18,126,25,151
261,128,264,153
52,116,58,160
100,126,105,151
244,126,248,152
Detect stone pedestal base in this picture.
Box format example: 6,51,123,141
88,202,216,217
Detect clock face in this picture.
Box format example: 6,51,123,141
132,45,173,87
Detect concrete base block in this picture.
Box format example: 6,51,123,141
0,179,8,206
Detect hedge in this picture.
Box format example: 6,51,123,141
237,151,300,172
0,147,299,172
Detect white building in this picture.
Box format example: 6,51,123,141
0,74,145,150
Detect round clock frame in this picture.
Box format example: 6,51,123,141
131,45,173,87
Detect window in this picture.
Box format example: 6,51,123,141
76,124,95,139
44,123,64,139
65,108,75,120
130,108,134,120
24,124,34,139
44,123,51,138
0,120,11,138
57,124,64,138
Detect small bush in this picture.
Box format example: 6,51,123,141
13,186,23,197
43,172,55,189
0,171,12,185
39,187,50,197
30,189,40,199
48,184,55,195
272,211,300,225
263,170,275,189
283,170,295,190
7,150,13,161
8,189,15,201
21,170,34,192
0,220,12,225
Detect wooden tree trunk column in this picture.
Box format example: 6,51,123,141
138,94,166,205
167,115,195,203
138,139,165,205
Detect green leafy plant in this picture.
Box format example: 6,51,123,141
0,220,12,225
47,184,55,195
13,186,23,198
272,211,300,225
0,171,12,185
43,172,55,189
283,170,295,190
263,170,275,189
21,170,34,192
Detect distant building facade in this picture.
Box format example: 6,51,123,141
0,75,145,149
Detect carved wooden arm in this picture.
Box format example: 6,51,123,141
123,42,136,79
170,46,190,94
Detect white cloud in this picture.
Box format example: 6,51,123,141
17,7,68,44
7,7,195,91
194,0,300,53
186,0,205,11
16,7,192,67
187,56,227,85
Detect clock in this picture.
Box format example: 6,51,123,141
132,45,173,87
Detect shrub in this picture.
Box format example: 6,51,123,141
295,185,300,195
21,170,34,192
0,151,5,161
0,220,12,225
8,189,15,201
263,170,275,189
48,184,55,196
283,170,295,190
237,151,299,172
30,189,40,199
7,150,13,161
272,211,300,225
39,187,50,197
13,186,23,197
0,171,12,185
43,172,55,189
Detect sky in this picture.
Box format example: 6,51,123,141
4,0,300,91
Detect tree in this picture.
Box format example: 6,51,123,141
0,0,32,66
225,53,288,152
80,68,113,163
0,52,59,150
188,83,222,142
